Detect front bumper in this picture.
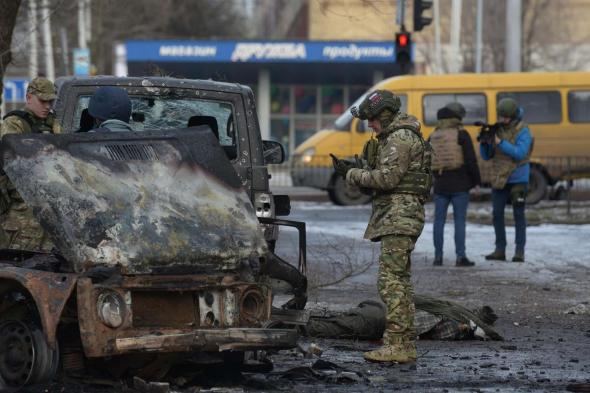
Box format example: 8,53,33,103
76,274,296,357
115,328,298,353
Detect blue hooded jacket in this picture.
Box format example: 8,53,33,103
480,107,533,184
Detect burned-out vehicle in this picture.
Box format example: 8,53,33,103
0,77,307,389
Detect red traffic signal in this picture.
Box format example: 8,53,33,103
398,33,409,47
395,32,412,72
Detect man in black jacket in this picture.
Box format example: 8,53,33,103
429,103,481,267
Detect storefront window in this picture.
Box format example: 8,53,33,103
271,86,290,114
270,118,290,156
294,118,316,147
349,86,369,106
322,116,339,129
294,86,316,114
321,86,344,115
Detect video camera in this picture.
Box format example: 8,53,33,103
475,121,502,145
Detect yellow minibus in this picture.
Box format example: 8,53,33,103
291,72,590,205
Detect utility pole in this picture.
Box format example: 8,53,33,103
475,0,483,73
433,0,442,73
505,0,522,72
29,0,39,80
78,0,87,49
449,0,462,73
396,0,406,29
85,0,91,49
41,0,55,81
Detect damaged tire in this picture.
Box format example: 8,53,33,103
0,320,59,389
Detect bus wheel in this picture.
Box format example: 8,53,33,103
328,176,371,206
0,320,59,389
527,166,548,204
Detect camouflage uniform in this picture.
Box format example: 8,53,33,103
0,77,60,251
345,91,432,362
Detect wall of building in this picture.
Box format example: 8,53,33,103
308,0,397,41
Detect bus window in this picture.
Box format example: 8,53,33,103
497,91,561,123
422,93,487,125
568,91,590,123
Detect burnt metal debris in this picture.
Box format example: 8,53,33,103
0,76,308,391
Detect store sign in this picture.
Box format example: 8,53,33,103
126,40,401,63
3,79,28,103
231,43,307,62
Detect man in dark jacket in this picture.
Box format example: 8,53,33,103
429,102,481,267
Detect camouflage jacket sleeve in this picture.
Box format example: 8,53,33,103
0,116,26,138
346,130,411,190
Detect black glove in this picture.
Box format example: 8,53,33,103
330,154,355,179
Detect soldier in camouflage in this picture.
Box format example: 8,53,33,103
0,77,61,251
332,89,432,363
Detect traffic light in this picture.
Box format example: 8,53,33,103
413,0,433,32
395,31,412,68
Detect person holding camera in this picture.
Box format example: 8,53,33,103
480,98,533,263
430,102,481,267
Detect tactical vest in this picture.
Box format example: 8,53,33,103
371,116,433,197
2,110,60,134
429,119,465,173
491,121,532,189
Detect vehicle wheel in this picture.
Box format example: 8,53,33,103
328,176,372,206
527,166,548,204
0,320,59,389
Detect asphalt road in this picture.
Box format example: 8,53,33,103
265,201,590,392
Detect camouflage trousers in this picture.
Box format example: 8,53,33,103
0,203,54,252
378,234,417,348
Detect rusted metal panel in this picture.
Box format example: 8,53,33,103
0,265,78,348
76,275,278,358
1,129,267,274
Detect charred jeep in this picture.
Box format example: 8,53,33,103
0,77,307,389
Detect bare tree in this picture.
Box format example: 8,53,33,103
415,0,590,74
0,0,22,114
306,233,377,290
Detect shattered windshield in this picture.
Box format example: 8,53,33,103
73,95,236,147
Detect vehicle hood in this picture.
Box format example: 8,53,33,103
1,128,267,274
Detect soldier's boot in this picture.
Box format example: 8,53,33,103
485,249,506,261
363,343,417,363
512,249,525,262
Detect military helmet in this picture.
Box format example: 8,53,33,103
351,90,401,120
444,102,466,120
27,77,57,100
497,97,518,118
88,86,132,123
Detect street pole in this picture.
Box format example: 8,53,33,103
396,0,406,29
85,0,92,49
433,0,442,73
505,0,522,72
41,0,55,81
78,0,87,49
450,0,462,73
29,0,39,80
475,0,483,73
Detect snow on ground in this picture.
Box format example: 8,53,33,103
295,201,590,288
